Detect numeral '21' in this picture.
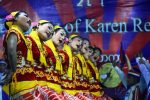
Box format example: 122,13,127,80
77,0,104,7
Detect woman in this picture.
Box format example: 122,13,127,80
3,11,37,99
89,47,104,97
75,38,91,93
16,20,55,99
44,25,66,94
60,34,83,96
83,46,106,99
27,20,54,87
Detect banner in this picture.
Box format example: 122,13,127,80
0,0,150,60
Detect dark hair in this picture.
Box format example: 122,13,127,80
39,21,53,26
54,28,62,33
4,20,10,30
93,47,102,55
70,35,82,41
88,46,94,54
32,26,38,31
54,28,68,39
82,38,91,45
4,11,28,30
89,46,93,50
14,11,28,21
34,21,54,31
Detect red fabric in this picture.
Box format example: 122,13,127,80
3,31,37,82
62,92,79,100
38,86,65,100
75,92,91,100
3,31,28,61
123,66,129,75
14,88,43,100
27,36,40,62
44,44,56,66
14,67,36,82
34,67,46,82
15,86,112,100
59,50,69,74
86,62,96,80
26,36,46,82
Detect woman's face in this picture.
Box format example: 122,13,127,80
84,47,93,59
91,49,100,62
16,12,31,32
52,29,66,46
37,23,54,41
81,40,90,54
70,37,83,51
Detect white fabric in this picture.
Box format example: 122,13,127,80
136,57,150,86
114,66,127,89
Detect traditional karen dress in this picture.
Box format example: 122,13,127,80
44,39,62,94
3,25,37,99
28,32,64,99
59,44,80,95
86,59,104,97
27,30,47,87
75,53,89,93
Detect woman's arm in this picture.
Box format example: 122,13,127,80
7,33,17,72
